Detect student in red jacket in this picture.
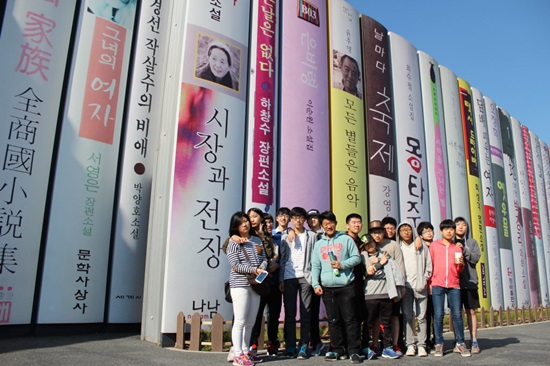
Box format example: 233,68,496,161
429,219,471,358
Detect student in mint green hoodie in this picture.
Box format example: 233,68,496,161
311,211,362,363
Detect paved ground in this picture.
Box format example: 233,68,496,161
1,322,549,366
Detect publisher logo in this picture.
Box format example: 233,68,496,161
297,0,319,27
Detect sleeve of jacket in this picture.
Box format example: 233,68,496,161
392,242,406,282
424,244,433,280
340,238,361,270
463,238,481,265
311,244,321,289
391,259,405,287
278,238,289,283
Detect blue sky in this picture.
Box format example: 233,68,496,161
346,0,550,145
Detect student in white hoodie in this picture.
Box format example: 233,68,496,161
397,222,432,357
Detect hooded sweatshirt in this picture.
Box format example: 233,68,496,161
311,231,361,289
362,249,404,301
429,238,464,288
397,222,432,295
455,224,481,290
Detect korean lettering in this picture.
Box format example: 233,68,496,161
73,249,91,314
300,32,318,88
209,0,222,22
192,298,221,319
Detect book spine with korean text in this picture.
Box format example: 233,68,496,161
471,87,502,308
523,128,549,305
162,1,252,331
388,32,430,227
511,117,540,306
485,96,516,308
417,51,451,228
107,0,169,323
360,15,399,222
327,0,368,228
539,140,550,289
457,79,490,309
439,66,470,222
529,132,550,305
244,0,278,215
0,0,76,325
37,0,137,323
499,108,530,307
278,0,330,211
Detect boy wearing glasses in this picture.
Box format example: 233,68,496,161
279,207,317,359
311,211,362,363
397,222,432,357
415,221,436,351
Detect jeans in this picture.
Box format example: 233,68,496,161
402,287,427,347
322,283,360,356
231,286,261,355
431,286,464,345
283,277,312,348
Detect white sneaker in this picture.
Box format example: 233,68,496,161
227,347,234,362
406,345,415,356
417,346,428,357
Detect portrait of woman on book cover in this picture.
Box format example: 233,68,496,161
195,35,240,92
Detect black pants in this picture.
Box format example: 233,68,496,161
426,294,435,345
355,288,369,348
366,298,393,348
322,283,361,356
310,289,322,346
250,283,282,348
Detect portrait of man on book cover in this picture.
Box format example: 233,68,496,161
332,50,363,99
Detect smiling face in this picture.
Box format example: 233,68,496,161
341,56,359,92
455,220,467,237
208,47,230,79
248,210,263,230
276,213,289,228
321,219,337,238
264,218,274,233
346,217,363,236
384,223,396,239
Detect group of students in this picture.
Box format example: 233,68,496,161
224,206,481,365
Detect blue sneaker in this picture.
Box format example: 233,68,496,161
297,345,309,360
362,346,375,360
382,346,400,359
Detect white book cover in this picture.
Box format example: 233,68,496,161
471,87,502,308
0,0,76,325
485,96,516,309
439,65,470,222
499,108,530,307
38,0,137,323
388,32,430,227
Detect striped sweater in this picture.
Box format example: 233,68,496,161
226,236,267,288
